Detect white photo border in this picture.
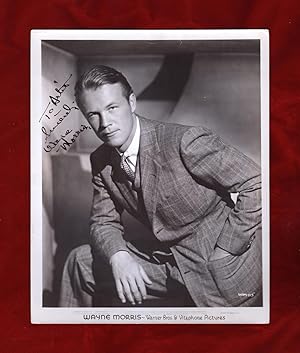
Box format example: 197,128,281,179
31,29,269,324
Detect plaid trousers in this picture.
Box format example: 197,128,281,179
59,243,194,307
59,229,262,307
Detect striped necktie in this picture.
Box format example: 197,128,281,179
120,154,135,182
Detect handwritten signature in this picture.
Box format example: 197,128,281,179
40,74,91,153
41,103,79,143
39,74,74,123
43,124,92,153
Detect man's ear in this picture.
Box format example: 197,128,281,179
129,93,136,113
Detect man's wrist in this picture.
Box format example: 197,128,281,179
109,250,130,265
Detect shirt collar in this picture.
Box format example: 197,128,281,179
116,115,140,158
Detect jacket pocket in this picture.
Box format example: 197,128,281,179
207,245,262,306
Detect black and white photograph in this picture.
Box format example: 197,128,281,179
31,29,269,324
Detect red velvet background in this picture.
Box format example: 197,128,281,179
1,0,299,352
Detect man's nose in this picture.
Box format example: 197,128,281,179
98,112,110,130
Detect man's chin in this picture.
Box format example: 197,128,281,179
100,137,123,149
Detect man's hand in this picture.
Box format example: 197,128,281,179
209,246,232,261
110,251,152,305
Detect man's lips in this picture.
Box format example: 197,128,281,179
101,130,118,138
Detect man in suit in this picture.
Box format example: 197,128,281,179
59,65,262,307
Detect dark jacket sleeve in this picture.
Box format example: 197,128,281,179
180,126,262,255
89,152,128,263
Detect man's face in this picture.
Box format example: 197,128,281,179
79,83,136,150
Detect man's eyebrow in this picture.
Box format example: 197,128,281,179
105,102,118,108
86,102,118,116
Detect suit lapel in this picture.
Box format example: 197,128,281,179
107,117,163,222
138,117,163,224
110,150,138,211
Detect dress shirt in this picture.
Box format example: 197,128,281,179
116,115,140,173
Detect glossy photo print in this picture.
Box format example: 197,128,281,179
31,29,269,324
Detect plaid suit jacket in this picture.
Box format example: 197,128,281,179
89,117,262,306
